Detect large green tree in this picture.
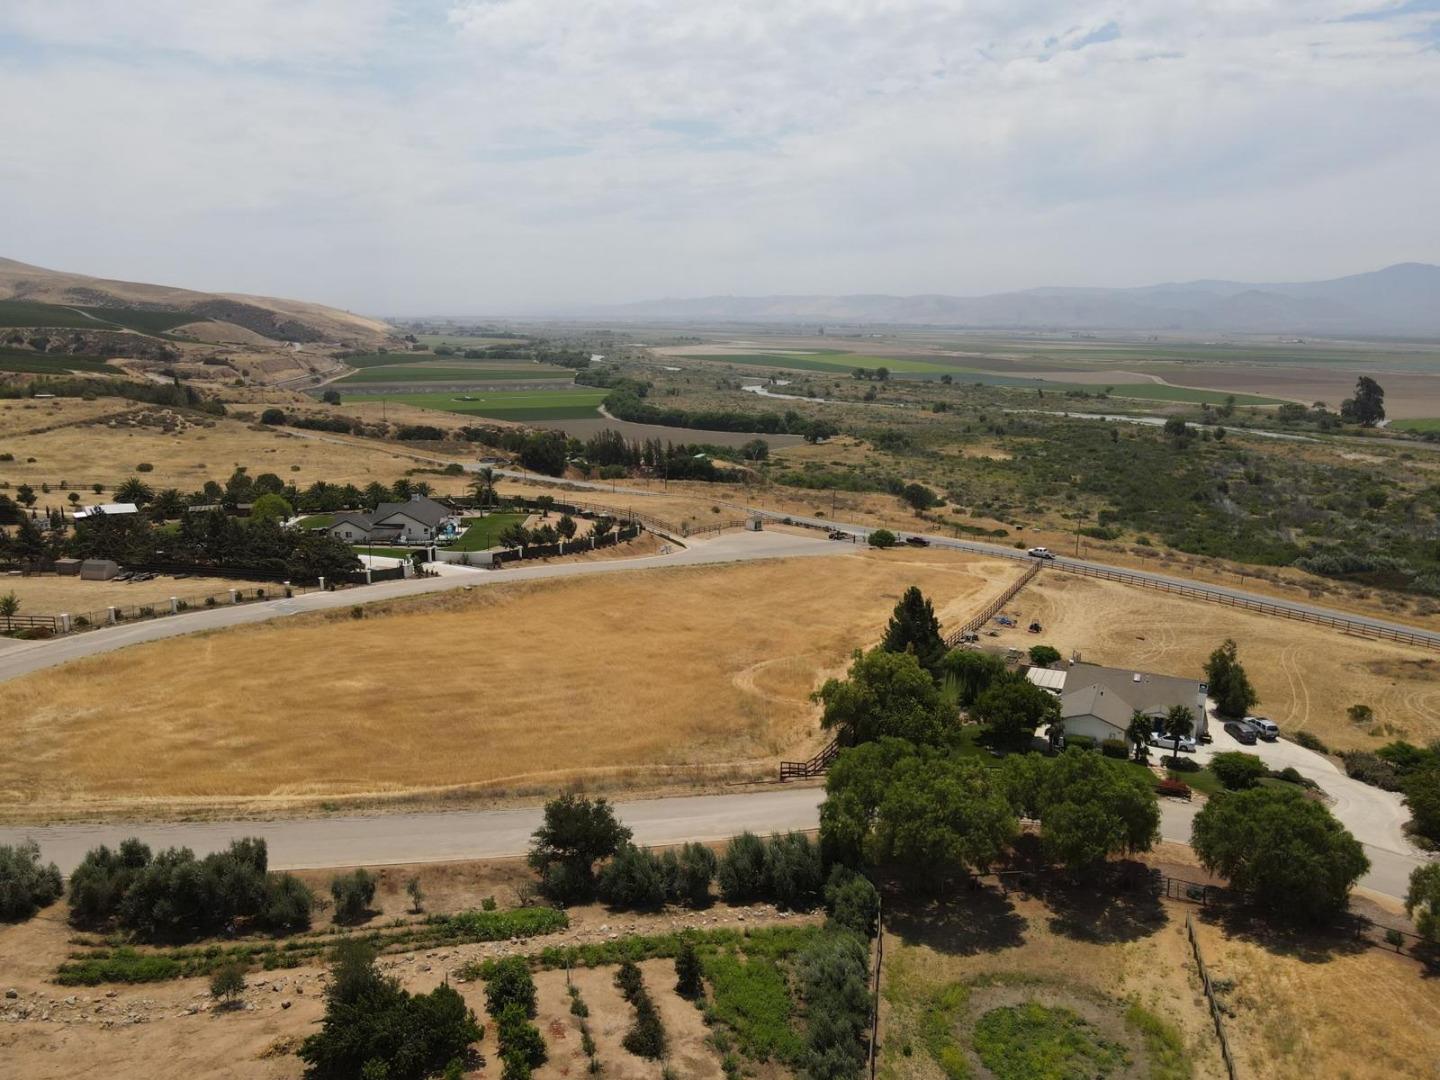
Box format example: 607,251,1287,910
1402,767,1440,845
1203,639,1258,719
528,794,632,903
1406,863,1440,943
815,648,954,748
881,586,946,675
1340,376,1386,427
938,648,1009,707
1191,787,1369,924
970,675,1059,751
1029,750,1160,873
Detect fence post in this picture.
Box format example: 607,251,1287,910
58,613,72,634
319,576,326,591
229,587,239,605
170,596,179,614
107,606,117,625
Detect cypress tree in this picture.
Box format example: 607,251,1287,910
881,586,946,675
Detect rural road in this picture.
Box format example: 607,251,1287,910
0,784,1421,901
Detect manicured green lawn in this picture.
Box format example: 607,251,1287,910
447,513,528,551
352,545,413,559
294,513,335,529
345,388,607,421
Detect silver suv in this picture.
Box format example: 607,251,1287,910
1244,716,1279,741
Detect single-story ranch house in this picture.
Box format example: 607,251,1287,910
321,496,458,545
1026,661,1209,744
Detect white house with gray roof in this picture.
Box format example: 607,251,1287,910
1028,662,1208,745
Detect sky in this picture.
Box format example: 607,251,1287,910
1,0,1438,315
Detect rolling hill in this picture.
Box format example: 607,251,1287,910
599,263,1440,335
0,257,392,346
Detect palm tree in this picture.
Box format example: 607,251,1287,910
115,477,154,506
1163,704,1195,763
469,468,497,509
1126,711,1153,762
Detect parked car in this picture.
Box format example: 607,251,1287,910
904,536,930,547
827,530,849,541
1027,546,1055,560
1244,716,1279,741
1148,732,1197,753
1224,721,1257,745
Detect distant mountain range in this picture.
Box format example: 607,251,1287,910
597,263,1440,336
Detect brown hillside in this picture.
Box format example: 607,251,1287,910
0,256,391,346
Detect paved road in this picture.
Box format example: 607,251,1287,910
1,783,1419,900
0,530,846,681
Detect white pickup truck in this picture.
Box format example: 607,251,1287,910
1026,546,1055,560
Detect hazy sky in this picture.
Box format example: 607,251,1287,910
2,1,1437,314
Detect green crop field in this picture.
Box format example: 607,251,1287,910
1392,417,1440,433
0,300,196,335
346,388,608,420
338,363,571,384
447,512,528,551
686,350,959,375
1030,381,1288,406
0,347,113,374
418,334,529,349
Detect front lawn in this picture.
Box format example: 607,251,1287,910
447,512,528,552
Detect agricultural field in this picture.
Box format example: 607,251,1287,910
979,572,1440,751
0,850,818,1080
344,387,608,421
0,346,113,375
0,547,1017,818
336,363,572,384
0,299,197,335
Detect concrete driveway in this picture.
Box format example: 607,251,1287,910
1191,711,1425,898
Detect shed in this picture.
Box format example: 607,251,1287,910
79,559,121,581
53,558,82,576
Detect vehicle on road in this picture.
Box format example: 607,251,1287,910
827,530,849,541
1244,716,1279,741
1149,732,1198,753
1027,546,1055,560
904,536,930,547
1224,721,1257,745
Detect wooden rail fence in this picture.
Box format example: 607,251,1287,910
1051,560,1440,651
779,738,840,781
1187,912,1239,1080
943,560,1042,646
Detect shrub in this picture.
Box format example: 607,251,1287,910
485,956,538,1019
1293,731,1329,754
597,844,667,909
262,873,316,932
528,794,632,905
623,996,668,1059
1100,738,1128,759
496,1001,547,1075
823,867,879,938
675,936,704,999
1065,734,1096,751
329,869,376,924
136,462,154,472
1027,644,1062,667
795,930,871,1079
614,960,644,1002
1347,704,1374,725
210,961,246,1004
761,831,824,911
1210,752,1269,791
662,842,716,907
716,832,769,904
299,941,484,1080
867,528,897,549
1156,778,1191,799
1341,751,1401,791
260,408,287,425
1165,756,1200,773
0,840,63,921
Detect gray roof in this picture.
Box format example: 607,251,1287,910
372,497,451,529
327,512,375,530
1059,662,1206,732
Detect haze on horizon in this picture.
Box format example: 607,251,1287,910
2,0,1438,316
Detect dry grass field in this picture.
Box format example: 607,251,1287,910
879,882,1229,1080
1192,917,1440,1079
0,548,1016,818
983,573,1440,750
0,571,244,618
0,397,467,495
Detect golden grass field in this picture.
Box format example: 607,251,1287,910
0,547,1016,817
1193,917,1440,1079
0,571,243,617
0,397,471,496
983,572,1440,750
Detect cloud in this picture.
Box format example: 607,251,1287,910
0,0,1435,310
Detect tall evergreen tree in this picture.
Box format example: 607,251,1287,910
881,586,946,675
1204,638,1258,718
